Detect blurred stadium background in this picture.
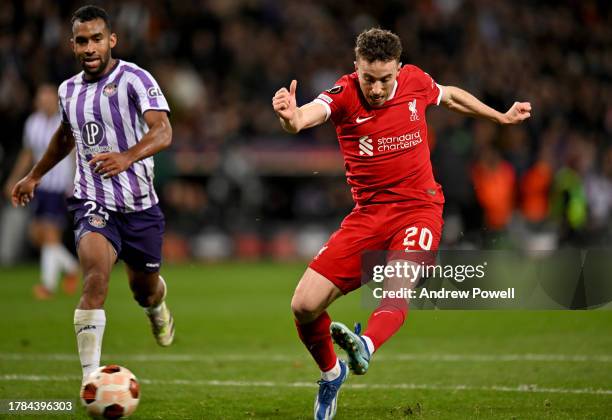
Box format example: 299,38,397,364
0,0,611,264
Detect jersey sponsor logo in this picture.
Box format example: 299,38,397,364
359,136,374,156
81,121,105,146
356,115,374,124
408,99,419,121
326,85,343,94
88,214,107,228
147,86,164,98
103,83,117,97
83,145,113,155
377,130,422,152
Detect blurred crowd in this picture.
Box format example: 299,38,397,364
0,0,611,260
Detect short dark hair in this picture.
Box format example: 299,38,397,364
355,28,402,62
71,5,111,31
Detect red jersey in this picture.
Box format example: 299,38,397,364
314,65,445,206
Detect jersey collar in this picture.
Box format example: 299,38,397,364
387,80,398,101
81,59,121,84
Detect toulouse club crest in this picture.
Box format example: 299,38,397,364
103,83,117,97
88,215,107,228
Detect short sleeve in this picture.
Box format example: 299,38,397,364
57,84,69,124
126,68,170,115
313,75,351,123
410,66,443,107
422,70,443,106
58,99,69,124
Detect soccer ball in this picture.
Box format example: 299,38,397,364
80,365,140,419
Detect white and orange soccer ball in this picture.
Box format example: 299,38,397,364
80,365,140,419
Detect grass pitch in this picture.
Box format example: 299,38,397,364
0,262,611,419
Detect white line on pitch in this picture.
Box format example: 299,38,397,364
0,374,610,396
0,353,610,363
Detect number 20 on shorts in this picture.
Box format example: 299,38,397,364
402,226,433,251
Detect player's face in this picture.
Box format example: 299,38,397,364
71,18,117,79
355,58,400,107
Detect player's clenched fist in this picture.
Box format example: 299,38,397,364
503,101,532,125
272,79,297,121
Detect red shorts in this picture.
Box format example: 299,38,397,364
309,201,443,294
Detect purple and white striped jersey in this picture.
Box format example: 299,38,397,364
24,111,74,194
58,60,170,213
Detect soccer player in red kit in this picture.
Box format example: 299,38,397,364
272,28,531,419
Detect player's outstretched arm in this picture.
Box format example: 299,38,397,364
89,110,171,178
11,123,75,207
272,80,328,134
440,85,531,125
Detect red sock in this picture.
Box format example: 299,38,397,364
363,298,408,351
295,311,337,372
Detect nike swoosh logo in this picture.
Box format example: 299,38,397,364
356,116,374,124
374,310,395,316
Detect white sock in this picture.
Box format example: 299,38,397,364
52,244,78,274
41,245,61,292
362,335,375,356
320,358,340,381
145,276,166,315
74,309,106,381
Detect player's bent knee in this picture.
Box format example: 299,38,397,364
290,295,323,324
291,268,341,322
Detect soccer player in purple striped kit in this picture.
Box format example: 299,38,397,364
11,5,175,383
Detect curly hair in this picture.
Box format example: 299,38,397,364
71,5,111,31
355,28,402,62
